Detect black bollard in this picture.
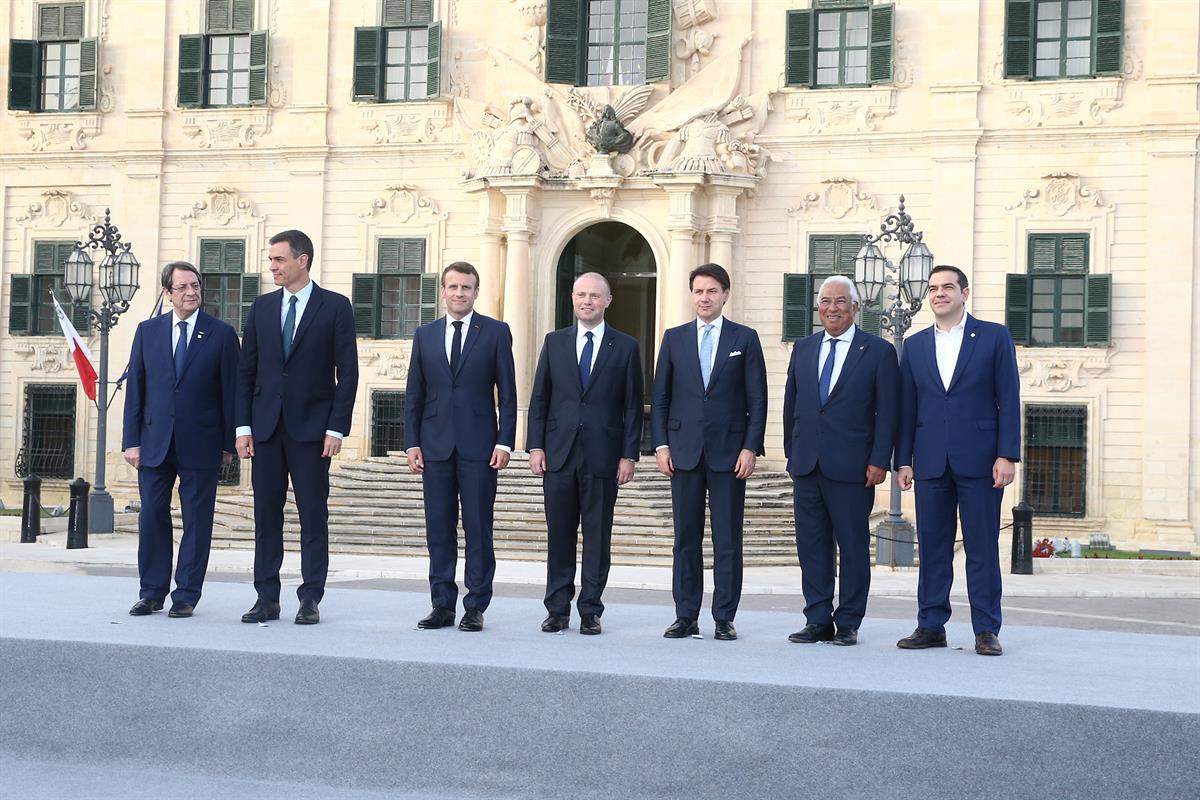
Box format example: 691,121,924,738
20,474,42,543
1011,502,1033,575
66,478,89,550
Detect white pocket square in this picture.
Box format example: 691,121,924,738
729,351,743,357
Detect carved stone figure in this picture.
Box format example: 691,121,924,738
586,105,635,154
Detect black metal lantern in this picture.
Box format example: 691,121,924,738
109,248,141,304
899,240,933,304
64,244,94,304
854,241,887,305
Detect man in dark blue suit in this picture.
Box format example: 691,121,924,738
652,263,767,641
527,272,643,635
236,230,359,625
895,265,1020,656
122,261,240,618
404,262,517,632
782,275,898,646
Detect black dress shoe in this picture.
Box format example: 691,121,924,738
788,623,835,643
897,627,947,649
541,614,570,633
975,632,1003,656
714,620,737,640
129,599,164,616
831,627,858,646
458,608,484,632
167,601,194,618
417,607,456,629
663,617,699,638
241,599,281,623
579,614,602,635
294,599,320,625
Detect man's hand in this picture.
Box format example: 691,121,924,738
235,435,255,459
865,465,887,487
490,448,511,470
528,450,546,476
321,435,343,459
406,447,424,475
123,447,141,470
222,451,233,466
993,457,1015,490
734,449,757,480
617,457,635,486
897,466,914,491
655,447,674,478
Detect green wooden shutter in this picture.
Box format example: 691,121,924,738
353,27,383,100
402,239,426,274
808,234,839,274
352,274,380,337
426,21,442,98
1004,0,1034,79
206,0,232,32
239,274,260,332
785,9,813,87
410,0,434,23
377,239,401,273
1084,274,1111,346
70,292,92,332
1060,234,1089,273
419,273,439,325
62,3,85,38
545,0,583,85
39,4,85,40
232,0,255,32
78,37,98,110
8,40,40,111
858,303,881,336
9,275,35,335
645,0,672,82
225,240,246,271
48,241,92,331
783,273,812,342
1028,234,1058,273
199,240,224,273
248,30,269,105
1093,0,1123,75
39,5,63,39
34,242,61,274
382,0,408,25
1005,273,1031,345
178,34,207,108
868,4,894,84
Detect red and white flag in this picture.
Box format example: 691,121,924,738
52,294,98,401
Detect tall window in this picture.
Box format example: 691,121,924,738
544,0,670,86
352,238,437,339
1024,405,1087,517
177,0,267,108
17,384,76,479
198,238,258,333
585,0,647,86
1004,0,1123,80
8,241,91,336
786,3,894,89
371,391,407,457
1006,233,1112,347
6,3,98,113
352,2,442,102
781,234,880,341
207,35,251,106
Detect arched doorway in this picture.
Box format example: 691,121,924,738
555,221,657,410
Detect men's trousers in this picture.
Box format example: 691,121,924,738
670,454,745,622
422,451,497,612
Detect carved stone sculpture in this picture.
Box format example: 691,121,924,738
586,105,635,154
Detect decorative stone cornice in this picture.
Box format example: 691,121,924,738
783,87,897,133
358,184,447,222
180,187,263,225
1018,348,1115,392
1004,172,1113,217
15,189,97,227
182,109,271,148
359,346,411,380
787,177,878,220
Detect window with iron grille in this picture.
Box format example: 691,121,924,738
17,384,76,479
371,391,407,457
1023,404,1087,518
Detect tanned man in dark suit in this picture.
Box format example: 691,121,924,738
123,261,240,618
527,272,643,635
652,263,767,641
236,230,359,626
404,262,517,633
782,275,898,646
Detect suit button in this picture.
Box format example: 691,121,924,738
703,397,708,402
282,372,288,378
577,424,583,430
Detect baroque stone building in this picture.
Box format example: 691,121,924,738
2,0,1198,546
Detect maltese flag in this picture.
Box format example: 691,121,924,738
52,294,98,401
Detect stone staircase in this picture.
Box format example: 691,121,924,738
122,453,884,567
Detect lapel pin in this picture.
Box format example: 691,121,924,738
196,330,206,340
859,345,865,350
970,332,976,338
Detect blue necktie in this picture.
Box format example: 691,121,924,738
819,337,839,405
174,321,188,380
579,330,594,390
699,323,714,389
282,295,297,359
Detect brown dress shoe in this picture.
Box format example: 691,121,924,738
975,632,1003,656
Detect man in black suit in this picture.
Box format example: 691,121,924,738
527,272,643,635
235,230,358,625
404,262,517,632
782,275,898,646
652,263,767,641
122,261,240,618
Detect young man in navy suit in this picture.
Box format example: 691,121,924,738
404,262,517,632
527,272,643,635
895,264,1020,656
782,275,898,646
236,230,359,625
122,261,240,618
652,263,767,641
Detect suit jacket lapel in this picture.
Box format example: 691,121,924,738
946,315,979,393
454,315,483,376
582,326,615,396
157,312,176,383
433,316,453,380
681,323,705,393
704,321,737,394
176,312,212,384
285,283,323,363
923,328,942,391
825,328,868,403
807,335,823,406
566,325,585,395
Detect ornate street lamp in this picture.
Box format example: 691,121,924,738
64,208,140,534
853,195,933,566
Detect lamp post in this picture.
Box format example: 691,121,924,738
854,195,933,567
64,208,140,534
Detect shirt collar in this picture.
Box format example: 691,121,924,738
823,323,856,344
284,280,314,304
579,320,605,341
697,315,724,333
171,310,197,328
448,310,473,330
935,310,967,335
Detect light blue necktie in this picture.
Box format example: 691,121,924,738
699,323,714,389
282,295,297,359
819,338,839,405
